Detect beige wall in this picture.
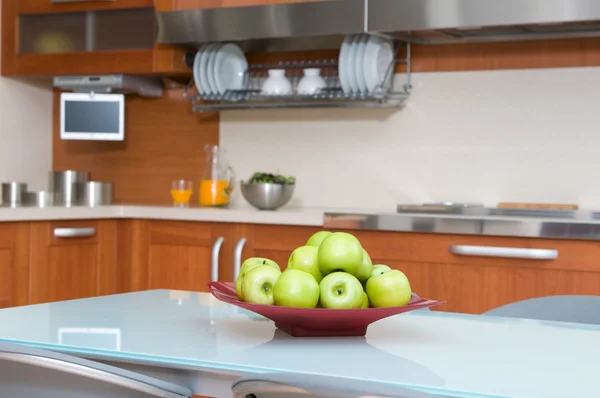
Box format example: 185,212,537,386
0,9,53,191
221,67,600,210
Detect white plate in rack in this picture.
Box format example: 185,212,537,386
212,43,248,95
206,43,223,95
346,35,361,93
354,34,369,94
363,35,395,94
199,43,218,95
193,44,209,95
338,35,355,94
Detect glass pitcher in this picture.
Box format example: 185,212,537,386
199,145,235,207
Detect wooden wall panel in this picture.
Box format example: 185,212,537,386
52,89,219,205
245,37,600,74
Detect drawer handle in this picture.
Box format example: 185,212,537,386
233,238,247,281
449,245,558,260
54,228,96,238
211,237,225,282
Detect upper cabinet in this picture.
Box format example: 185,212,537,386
1,0,188,77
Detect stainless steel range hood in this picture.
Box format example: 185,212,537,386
157,0,600,47
370,0,600,44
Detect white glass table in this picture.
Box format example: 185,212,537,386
0,290,597,397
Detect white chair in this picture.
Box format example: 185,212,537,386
0,341,192,398
483,295,600,325
232,373,453,398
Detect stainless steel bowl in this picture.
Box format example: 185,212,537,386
240,183,295,210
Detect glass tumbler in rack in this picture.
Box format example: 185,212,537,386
171,180,193,208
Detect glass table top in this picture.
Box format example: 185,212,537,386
0,290,597,398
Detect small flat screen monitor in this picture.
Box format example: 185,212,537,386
60,92,125,141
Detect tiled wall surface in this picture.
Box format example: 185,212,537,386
222,67,600,210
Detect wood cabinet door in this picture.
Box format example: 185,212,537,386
381,259,600,315
2,0,187,76
29,220,118,304
118,220,234,293
18,0,153,14
353,230,600,314
0,223,30,309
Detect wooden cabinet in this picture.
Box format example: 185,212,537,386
29,220,118,304
3,217,599,315
352,230,600,314
117,220,235,293
1,0,188,77
0,223,30,309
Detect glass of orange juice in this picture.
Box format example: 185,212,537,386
171,180,193,208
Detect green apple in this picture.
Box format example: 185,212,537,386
317,232,363,276
240,265,281,305
287,245,323,282
371,264,392,277
319,272,364,309
273,269,320,308
366,269,412,308
236,257,280,299
355,249,373,283
361,292,369,309
306,231,332,247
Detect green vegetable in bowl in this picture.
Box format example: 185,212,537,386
246,172,296,185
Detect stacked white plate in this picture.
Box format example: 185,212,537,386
338,33,395,95
193,43,249,96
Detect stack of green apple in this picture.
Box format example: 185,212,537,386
235,231,412,309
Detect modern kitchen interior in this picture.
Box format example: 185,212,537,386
0,1,599,397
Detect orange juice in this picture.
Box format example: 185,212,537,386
170,189,192,206
199,180,230,206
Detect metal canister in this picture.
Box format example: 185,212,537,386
23,191,54,208
1,182,27,207
49,170,89,207
83,182,113,207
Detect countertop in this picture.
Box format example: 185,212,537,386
0,289,598,397
6,204,600,240
0,205,385,226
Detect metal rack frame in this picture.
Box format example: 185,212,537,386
184,38,411,112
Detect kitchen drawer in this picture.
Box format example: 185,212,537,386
19,0,153,14
29,220,118,304
353,230,600,273
46,220,103,245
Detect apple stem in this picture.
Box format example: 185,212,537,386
337,288,342,295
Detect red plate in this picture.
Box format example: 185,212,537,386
208,282,445,337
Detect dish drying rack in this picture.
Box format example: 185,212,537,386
185,42,411,112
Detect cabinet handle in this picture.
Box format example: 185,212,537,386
233,238,247,281
54,228,96,238
449,245,558,260
211,237,225,282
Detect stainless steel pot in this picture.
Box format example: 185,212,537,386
1,182,27,207
23,191,54,208
83,182,113,207
49,170,89,207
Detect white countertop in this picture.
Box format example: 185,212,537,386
0,205,384,226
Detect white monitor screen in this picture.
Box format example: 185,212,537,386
60,92,125,141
